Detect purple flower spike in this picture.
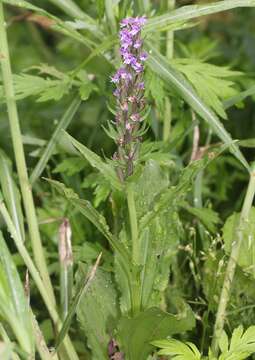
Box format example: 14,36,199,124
111,16,148,179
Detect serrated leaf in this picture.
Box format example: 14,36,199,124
117,306,195,360
219,331,229,354
151,339,201,359
147,46,250,172
63,131,123,191
172,59,241,118
76,263,119,360
45,179,129,265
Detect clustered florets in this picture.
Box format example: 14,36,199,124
111,16,148,180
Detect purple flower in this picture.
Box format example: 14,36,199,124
123,53,137,65
138,82,145,90
110,16,148,179
134,40,142,49
132,62,144,73
140,52,148,61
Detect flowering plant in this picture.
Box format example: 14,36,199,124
111,16,148,179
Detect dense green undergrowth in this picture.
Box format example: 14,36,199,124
1,0,255,359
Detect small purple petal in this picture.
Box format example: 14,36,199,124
134,40,142,49
130,113,140,122
138,82,145,90
132,62,144,73
140,52,148,61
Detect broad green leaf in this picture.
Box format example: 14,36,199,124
145,0,255,33
151,339,201,359
63,131,123,191
117,305,195,360
0,150,25,241
76,263,119,360
147,47,250,172
0,232,34,356
223,208,255,276
30,97,81,184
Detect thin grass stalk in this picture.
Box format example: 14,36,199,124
0,3,55,305
59,219,73,320
163,0,175,142
0,199,79,360
211,164,255,355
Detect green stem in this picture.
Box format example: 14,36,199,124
0,3,55,305
211,164,255,355
127,185,141,315
0,199,79,360
163,0,175,142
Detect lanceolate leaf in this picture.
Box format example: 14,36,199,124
0,150,25,242
0,232,34,356
117,306,195,360
223,84,255,110
147,47,250,172
145,0,255,33
63,131,123,191
45,179,129,264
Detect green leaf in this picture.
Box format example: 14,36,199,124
53,157,86,176
2,0,95,48
145,0,255,33
151,339,201,359
0,232,34,355
182,204,220,233
223,208,255,276
223,84,255,110
30,97,81,184
45,179,129,265
218,325,255,360
147,46,250,172
55,253,102,352
0,150,25,241
117,306,195,360
76,262,119,360
172,59,241,119
63,131,123,191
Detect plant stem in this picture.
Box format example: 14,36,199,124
163,0,175,142
0,199,79,360
0,3,55,305
211,164,255,355
127,186,139,264
127,185,141,314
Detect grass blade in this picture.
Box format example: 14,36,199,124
30,97,81,184
145,0,255,32
48,0,86,19
0,232,34,356
147,47,250,172
0,150,25,242
58,218,73,320
54,253,102,351
223,84,255,110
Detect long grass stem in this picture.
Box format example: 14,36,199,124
0,199,79,360
211,164,255,355
0,3,55,304
163,0,175,142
